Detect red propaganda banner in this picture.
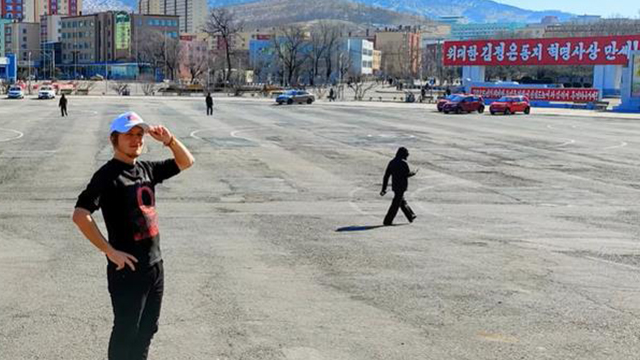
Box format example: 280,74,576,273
443,35,640,66
471,87,600,103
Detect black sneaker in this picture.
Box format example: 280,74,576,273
408,215,417,223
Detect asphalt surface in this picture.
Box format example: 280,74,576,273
1,96,639,359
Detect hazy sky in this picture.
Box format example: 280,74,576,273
498,0,640,17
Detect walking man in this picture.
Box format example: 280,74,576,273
329,87,335,102
380,147,417,226
59,94,68,117
205,92,214,116
72,111,194,360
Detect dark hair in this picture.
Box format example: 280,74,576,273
396,147,409,158
110,131,119,146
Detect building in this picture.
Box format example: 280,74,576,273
139,0,207,34
0,18,11,55
3,21,40,67
375,29,421,77
372,49,381,74
23,0,82,22
177,33,208,81
2,0,24,20
40,14,62,43
437,16,466,25
59,11,179,78
451,22,526,40
544,18,640,37
342,38,373,76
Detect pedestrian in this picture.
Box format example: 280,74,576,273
72,111,195,360
329,87,335,102
445,87,451,96
420,86,426,103
380,147,417,226
205,92,214,116
59,94,68,117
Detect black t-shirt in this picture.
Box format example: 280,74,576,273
75,158,180,268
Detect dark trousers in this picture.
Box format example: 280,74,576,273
60,106,67,116
384,191,415,225
206,106,213,115
107,261,164,360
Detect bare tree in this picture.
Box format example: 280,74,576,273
110,81,129,95
347,74,376,100
273,25,308,87
137,29,180,80
180,41,208,84
305,22,334,85
322,25,344,83
204,8,242,82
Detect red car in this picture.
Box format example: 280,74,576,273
489,95,531,115
442,95,485,114
437,94,465,112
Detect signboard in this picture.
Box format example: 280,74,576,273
471,87,600,103
632,54,640,97
115,12,131,51
444,35,640,66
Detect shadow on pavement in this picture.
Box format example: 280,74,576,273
336,224,408,232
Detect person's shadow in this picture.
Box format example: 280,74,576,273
335,224,407,232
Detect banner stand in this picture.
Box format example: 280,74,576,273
614,51,640,113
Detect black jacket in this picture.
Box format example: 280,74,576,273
59,97,67,107
205,96,213,107
382,157,414,193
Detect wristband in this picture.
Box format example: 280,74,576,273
164,136,175,147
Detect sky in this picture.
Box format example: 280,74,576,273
498,0,640,18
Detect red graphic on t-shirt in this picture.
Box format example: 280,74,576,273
133,185,159,241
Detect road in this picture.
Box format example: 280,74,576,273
1,96,639,359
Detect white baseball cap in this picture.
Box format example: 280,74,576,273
110,112,149,133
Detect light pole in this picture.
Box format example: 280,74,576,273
28,51,31,94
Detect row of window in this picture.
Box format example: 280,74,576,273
4,5,23,10
62,42,91,50
145,19,178,27
62,32,94,39
62,20,95,28
3,13,23,19
362,61,373,68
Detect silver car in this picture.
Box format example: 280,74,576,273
276,90,315,105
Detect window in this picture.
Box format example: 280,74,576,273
6,5,12,10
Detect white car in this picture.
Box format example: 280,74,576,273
7,86,24,99
38,86,56,99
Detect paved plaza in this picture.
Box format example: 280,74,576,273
1,95,639,359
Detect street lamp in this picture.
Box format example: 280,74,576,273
28,51,31,94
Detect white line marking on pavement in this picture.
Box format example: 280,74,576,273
0,128,24,143
603,141,628,150
189,129,207,141
552,139,575,148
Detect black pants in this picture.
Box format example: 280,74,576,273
206,106,213,115
61,106,67,116
107,261,164,360
384,191,415,225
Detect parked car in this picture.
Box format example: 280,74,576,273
442,95,485,114
489,95,530,115
437,94,465,112
38,86,56,99
7,86,24,99
276,90,315,105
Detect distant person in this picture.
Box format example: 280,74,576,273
380,147,417,226
59,94,68,117
445,87,452,96
205,93,214,116
72,112,195,360
420,87,426,102
329,87,335,102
